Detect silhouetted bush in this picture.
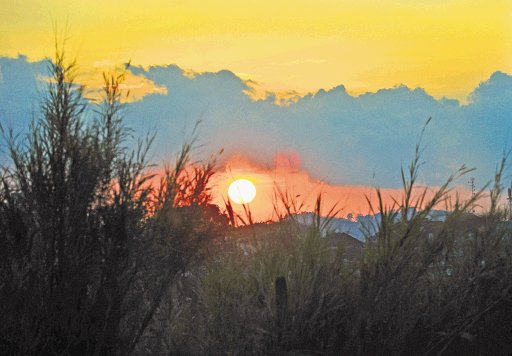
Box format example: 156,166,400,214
0,46,222,355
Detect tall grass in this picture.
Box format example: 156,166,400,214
0,45,221,355
161,139,512,355
182,203,355,355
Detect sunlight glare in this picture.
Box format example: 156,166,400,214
228,179,257,204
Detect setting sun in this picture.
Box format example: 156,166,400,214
228,179,257,204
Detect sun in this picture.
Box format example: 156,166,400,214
228,179,257,204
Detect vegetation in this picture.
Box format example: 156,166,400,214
0,46,221,355
1,46,512,355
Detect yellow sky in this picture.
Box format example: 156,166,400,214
2,0,511,100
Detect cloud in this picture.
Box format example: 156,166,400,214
273,151,302,172
2,55,512,191
123,63,512,189
0,55,49,134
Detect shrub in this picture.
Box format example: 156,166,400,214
0,46,221,355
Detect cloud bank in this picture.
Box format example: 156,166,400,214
1,55,512,189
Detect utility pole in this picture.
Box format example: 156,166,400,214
469,178,476,214
508,181,512,220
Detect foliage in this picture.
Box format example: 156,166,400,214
0,45,221,355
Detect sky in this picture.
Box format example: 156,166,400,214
2,0,512,220
2,0,512,99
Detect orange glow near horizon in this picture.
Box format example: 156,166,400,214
144,153,486,223
210,154,477,223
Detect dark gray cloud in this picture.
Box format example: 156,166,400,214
2,55,512,188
